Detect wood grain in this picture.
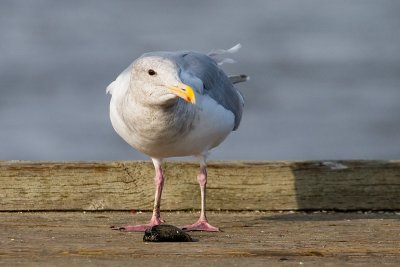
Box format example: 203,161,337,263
0,211,399,266
1,160,399,211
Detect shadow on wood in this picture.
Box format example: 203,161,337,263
290,161,400,210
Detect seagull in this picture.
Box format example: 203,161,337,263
107,44,247,232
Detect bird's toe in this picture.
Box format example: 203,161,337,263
181,220,220,232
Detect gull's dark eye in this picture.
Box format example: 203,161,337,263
148,69,156,76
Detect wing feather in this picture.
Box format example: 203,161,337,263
176,52,245,130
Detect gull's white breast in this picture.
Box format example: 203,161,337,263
110,93,235,158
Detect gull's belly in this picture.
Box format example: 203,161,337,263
110,96,235,158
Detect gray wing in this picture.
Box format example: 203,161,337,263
175,52,245,131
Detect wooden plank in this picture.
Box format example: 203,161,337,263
0,211,400,266
0,160,400,211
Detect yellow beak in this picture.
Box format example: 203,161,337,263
167,83,196,104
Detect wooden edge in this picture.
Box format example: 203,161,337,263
1,160,399,211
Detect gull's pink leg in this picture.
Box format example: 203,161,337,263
182,161,219,232
112,158,164,232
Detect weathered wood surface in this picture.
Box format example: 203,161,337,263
1,160,400,211
0,211,399,266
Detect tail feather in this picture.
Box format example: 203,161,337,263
208,43,242,66
229,74,249,84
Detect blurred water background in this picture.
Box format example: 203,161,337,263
1,0,399,160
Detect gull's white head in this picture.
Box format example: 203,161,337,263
130,56,196,105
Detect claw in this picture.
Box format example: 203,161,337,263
110,225,127,231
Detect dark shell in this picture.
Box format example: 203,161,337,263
143,224,193,242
